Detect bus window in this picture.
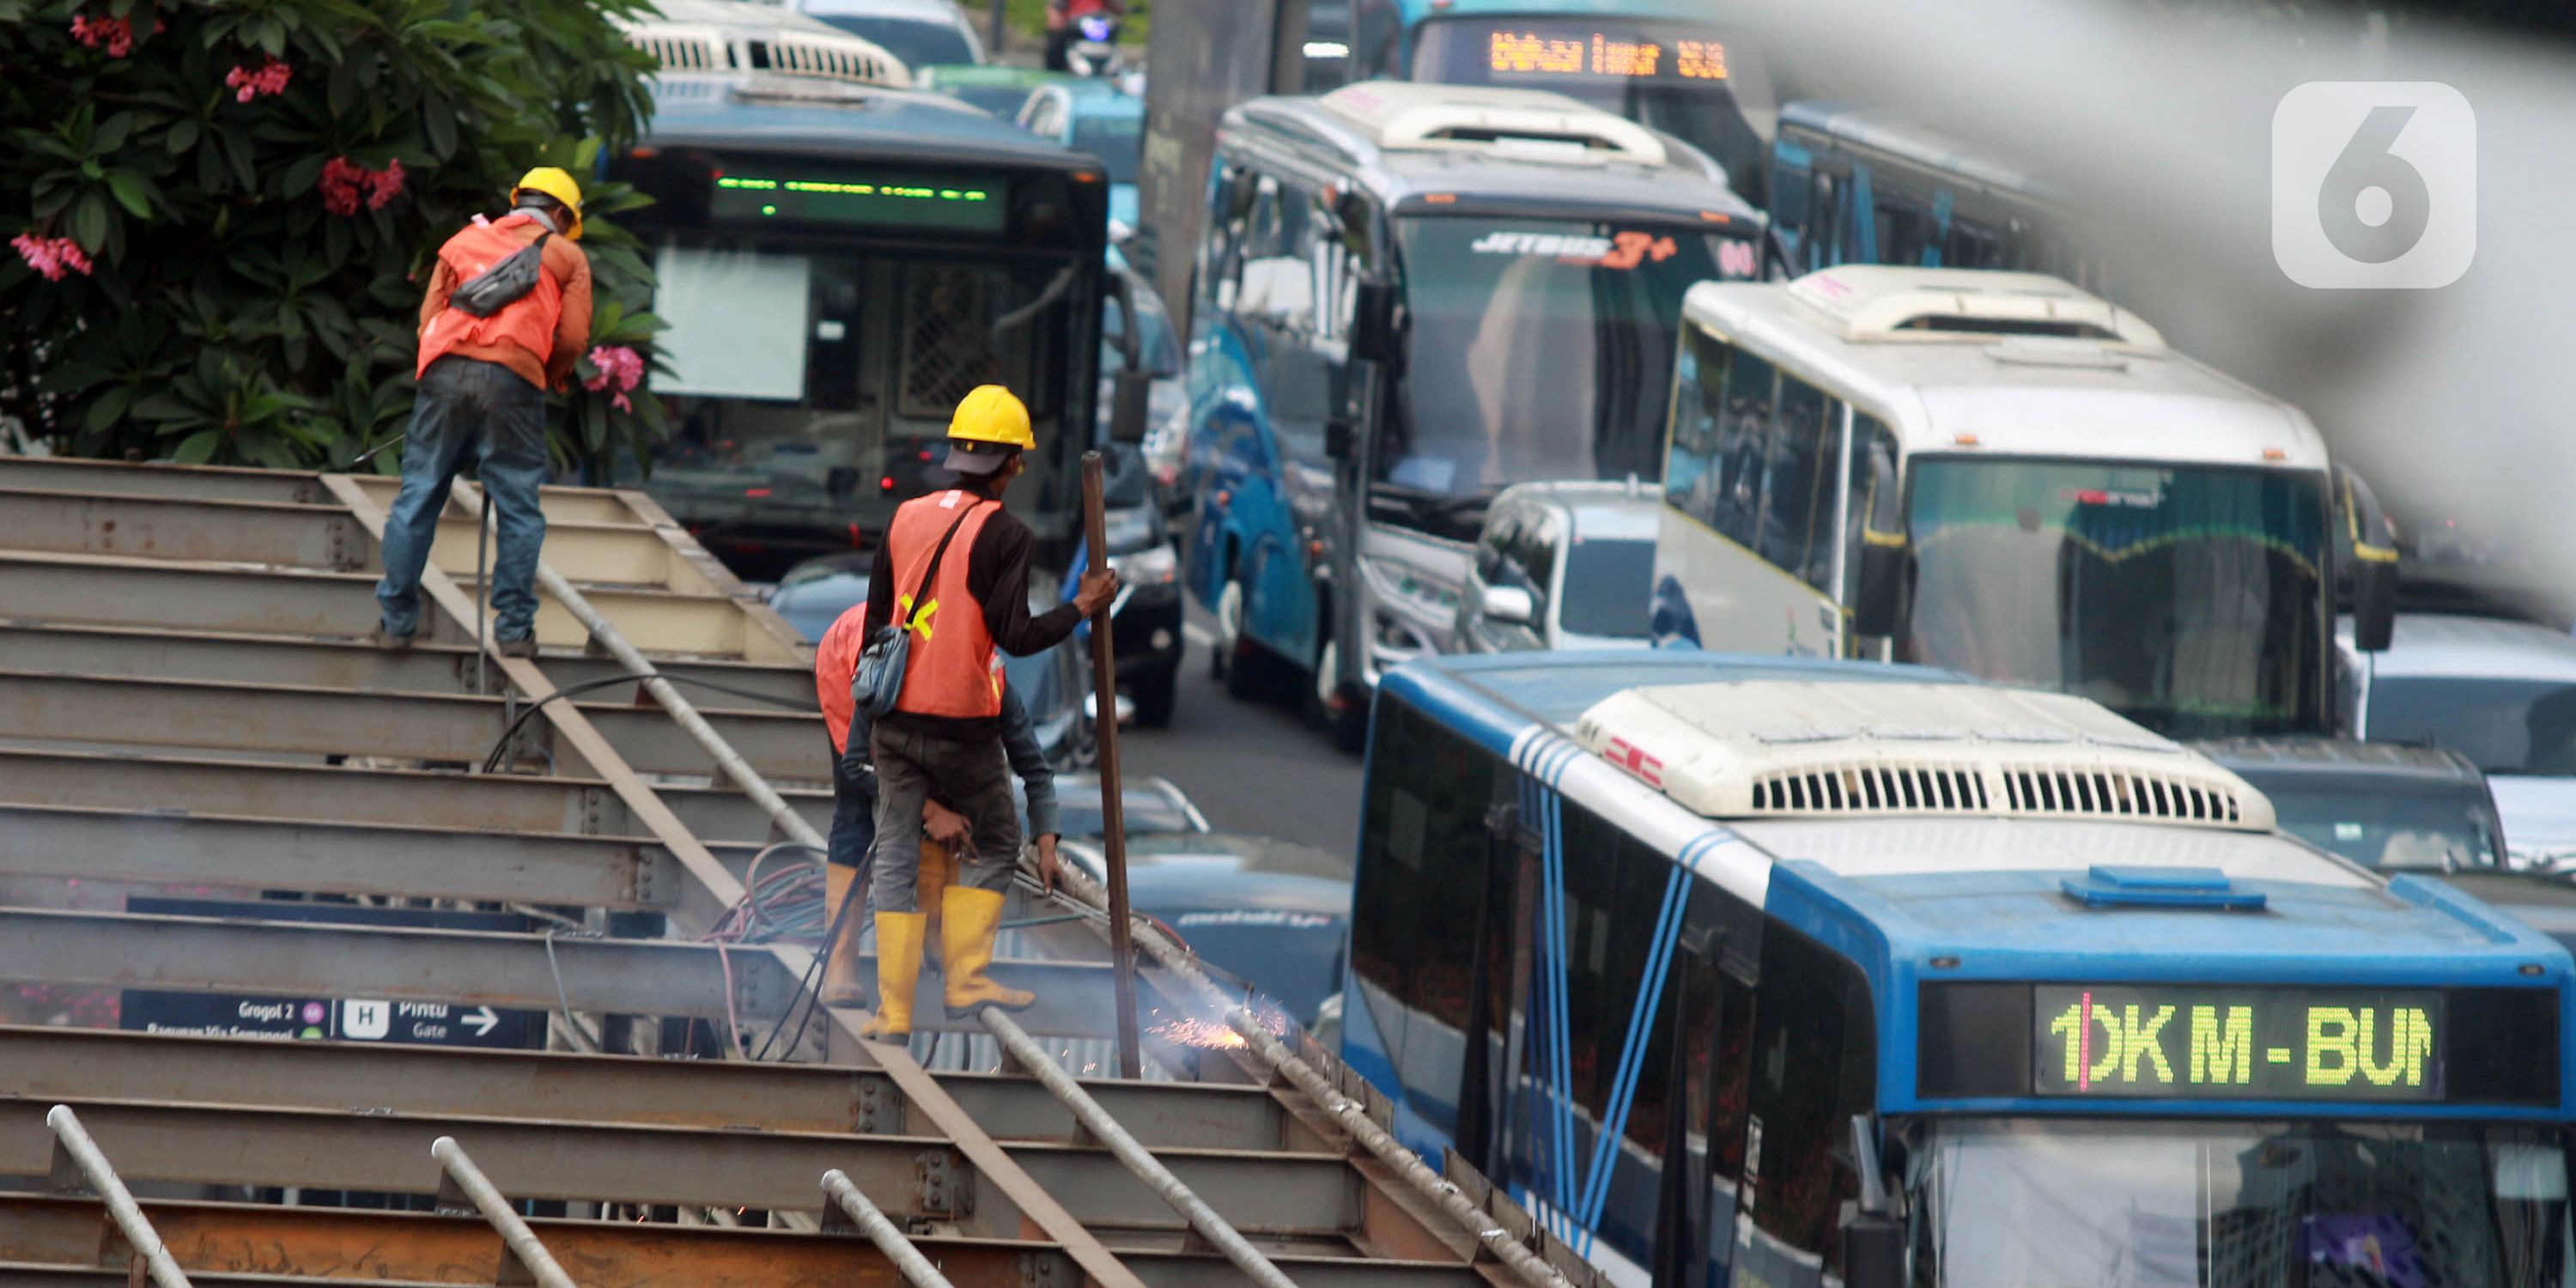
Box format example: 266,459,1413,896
1739,926,1875,1287
1665,329,1724,531
1757,374,1837,590
1874,195,1941,269
1840,412,1899,607
1352,699,1510,1127
1714,343,1777,550
1945,214,2005,270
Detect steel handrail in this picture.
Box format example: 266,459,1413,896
45,1104,193,1288
431,1136,576,1288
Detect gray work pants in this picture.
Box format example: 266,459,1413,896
866,721,1021,913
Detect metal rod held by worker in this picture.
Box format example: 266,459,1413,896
982,1010,1302,1288
822,1170,959,1288
45,1105,194,1288
431,1135,576,1288
1080,450,1143,1079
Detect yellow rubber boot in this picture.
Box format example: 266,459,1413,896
917,840,955,969
943,886,1036,1018
859,911,927,1040
818,863,866,1006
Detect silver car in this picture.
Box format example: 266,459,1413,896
2336,612,2576,865
1453,480,1661,654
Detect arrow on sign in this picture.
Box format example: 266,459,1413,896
465,1006,500,1037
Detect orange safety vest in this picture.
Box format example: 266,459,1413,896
814,604,868,754
416,213,565,379
884,490,1005,721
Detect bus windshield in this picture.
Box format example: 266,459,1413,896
1905,1119,2570,1287
1379,216,1753,540
1904,458,2329,738
1409,15,1774,204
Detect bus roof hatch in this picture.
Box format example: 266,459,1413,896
1318,81,1668,166
1572,679,2274,830
621,0,914,88
1785,265,2165,349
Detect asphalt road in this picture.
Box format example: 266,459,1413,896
1114,603,1364,857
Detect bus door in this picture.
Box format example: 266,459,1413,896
1656,327,1846,659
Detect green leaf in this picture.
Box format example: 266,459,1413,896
165,117,202,155
170,429,223,465
69,193,111,254
84,386,136,435
93,112,135,155
279,153,326,197
422,99,458,160
105,172,154,219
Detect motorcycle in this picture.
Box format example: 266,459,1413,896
1066,10,1122,77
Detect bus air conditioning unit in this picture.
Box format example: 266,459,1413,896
622,0,912,88
1316,82,1668,166
1573,680,2275,829
1785,265,2165,349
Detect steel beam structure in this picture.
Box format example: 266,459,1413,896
0,1097,1365,1238
0,459,1561,1288
0,1025,1302,1150
0,908,1134,1037
0,749,829,843
0,1195,1489,1288
0,487,371,570
0,669,826,783
0,457,327,504
0,907,794,1022
0,802,673,908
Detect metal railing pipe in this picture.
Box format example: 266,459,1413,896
45,1105,192,1288
821,1169,957,1287
981,1009,1300,1288
1047,866,1577,1288
431,1136,576,1288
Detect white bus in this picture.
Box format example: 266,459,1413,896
1652,264,2394,739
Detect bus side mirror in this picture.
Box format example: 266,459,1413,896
2339,465,2398,653
1109,370,1155,445
1325,416,1356,461
1852,537,1905,639
1350,280,1398,365
1840,1113,1904,1288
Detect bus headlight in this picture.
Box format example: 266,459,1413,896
1109,543,1178,586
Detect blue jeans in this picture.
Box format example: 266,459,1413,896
829,738,878,870
374,356,550,641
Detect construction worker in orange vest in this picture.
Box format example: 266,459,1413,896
374,167,593,657
844,386,1116,1038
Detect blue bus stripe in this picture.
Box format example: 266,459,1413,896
1575,864,1689,1248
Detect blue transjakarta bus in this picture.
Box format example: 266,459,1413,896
1340,0,1778,207
1342,649,2576,1287
1181,81,1765,747
1767,101,2109,293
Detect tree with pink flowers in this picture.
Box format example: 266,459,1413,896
0,0,671,477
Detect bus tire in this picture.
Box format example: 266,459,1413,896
1133,663,1178,728
1306,637,1368,754
1217,568,1283,702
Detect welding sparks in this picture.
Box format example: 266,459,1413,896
1147,1006,1291,1051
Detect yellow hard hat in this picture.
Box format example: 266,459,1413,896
510,167,585,241
944,385,1036,475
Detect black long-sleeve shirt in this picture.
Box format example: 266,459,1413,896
866,496,1083,739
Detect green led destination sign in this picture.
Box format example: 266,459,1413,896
709,170,1009,234
2033,985,2444,1102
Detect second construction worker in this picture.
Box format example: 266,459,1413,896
852,385,1115,1037
811,607,1064,1012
